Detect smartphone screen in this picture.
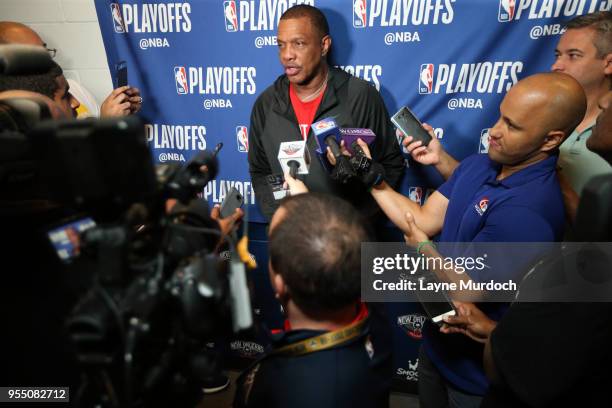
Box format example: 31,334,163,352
47,217,96,263
391,106,432,146
115,61,128,88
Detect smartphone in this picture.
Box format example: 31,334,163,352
416,276,457,325
391,106,432,147
115,61,128,88
220,187,244,218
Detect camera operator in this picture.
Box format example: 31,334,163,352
234,193,392,408
0,89,67,121
0,60,80,118
0,21,143,117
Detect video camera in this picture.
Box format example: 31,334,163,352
0,45,252,407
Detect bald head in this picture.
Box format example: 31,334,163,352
0,22,44,46
488,72,587,166
511,72,587,140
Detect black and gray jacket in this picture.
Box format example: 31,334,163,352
248,67,405,220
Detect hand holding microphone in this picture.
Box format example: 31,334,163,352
311,118,356,183
325,136,385,190
271,141,311,199
283,172,309,196
278,140,310,177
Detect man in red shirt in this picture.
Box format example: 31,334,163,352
248,5,404,220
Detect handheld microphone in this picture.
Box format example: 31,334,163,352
212,142,223,157
311,118,356,182
339,128,376,155
278,141,310,178
312,117,341,157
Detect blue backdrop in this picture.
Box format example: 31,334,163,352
95,0,610,392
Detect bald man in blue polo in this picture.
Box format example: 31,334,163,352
356,72,587,408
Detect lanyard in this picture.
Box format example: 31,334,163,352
272,316,369,357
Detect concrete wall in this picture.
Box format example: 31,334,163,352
1,0,112,104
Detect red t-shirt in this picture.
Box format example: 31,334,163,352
289,83,326,140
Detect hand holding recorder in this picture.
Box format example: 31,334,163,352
391,106,459,179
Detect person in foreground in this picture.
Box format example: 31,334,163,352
234,193,392,408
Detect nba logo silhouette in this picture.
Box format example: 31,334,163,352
174,66,189,95
110,3,126,33
408,187,423,204
224,1,238,32
498,0,516,22
479,129,490,153
419,64,434,94
353,0,367,28
236,126,248,152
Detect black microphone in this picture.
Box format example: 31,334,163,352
311,118,356,183
212,142,223,157
0,44,54,75
288,161,299,178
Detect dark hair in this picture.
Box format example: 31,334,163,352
0,61,63,99
280,5,330,38
565,11,612,57
269,193,367,315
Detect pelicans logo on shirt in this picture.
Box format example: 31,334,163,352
397,314,426,339
475,197,489,216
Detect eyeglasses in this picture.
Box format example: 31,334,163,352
42,43,57,58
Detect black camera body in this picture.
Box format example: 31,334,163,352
0,101,245,407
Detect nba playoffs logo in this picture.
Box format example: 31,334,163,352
110,3,126,33
479,128,490,153
408,187,423,204
236,126,249,152
419,64,434,94
173,67,188,95
353,0,367,28
498,0,516,22
224,1,238,32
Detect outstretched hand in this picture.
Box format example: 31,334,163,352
403,211,429,247
440,302,497,344
210,204,244,237
399,123,441,165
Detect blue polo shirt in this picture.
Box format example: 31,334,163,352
424,153,565,396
